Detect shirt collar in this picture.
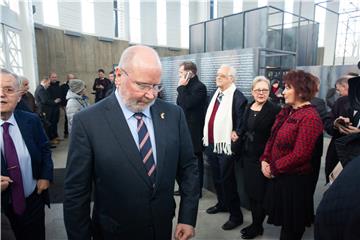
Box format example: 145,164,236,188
0,113,17,127
115,90,152,120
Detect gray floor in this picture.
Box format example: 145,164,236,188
47,133,330,240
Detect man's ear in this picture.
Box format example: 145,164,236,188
115,67,121,77
115,67,121,87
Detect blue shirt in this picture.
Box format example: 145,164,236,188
0,114,37,197
115,91,158,164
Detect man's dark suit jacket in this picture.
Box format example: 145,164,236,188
1,110,53,210
64,94,200,240
315,155,360,240
35,85,56,118
176,75,207,153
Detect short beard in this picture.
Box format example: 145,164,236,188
124,99,155,112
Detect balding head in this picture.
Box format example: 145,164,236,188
118,45,162,74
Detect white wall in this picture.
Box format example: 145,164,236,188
166,1,181,48
58,2,81,32
94,2,114,38
141,1,157,46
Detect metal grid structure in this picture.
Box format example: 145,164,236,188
0,24,23,75
189,5,319,67
315,0,360,65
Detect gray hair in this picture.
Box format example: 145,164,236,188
252,76,270,90
335,75,351,87
219,64,236,80
1,68,20,88
18,76,29,86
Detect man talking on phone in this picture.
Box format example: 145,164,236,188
176,61,207,197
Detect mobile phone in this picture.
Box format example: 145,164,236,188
337,118,349,127
185,71,193,81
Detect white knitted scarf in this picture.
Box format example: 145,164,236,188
203,83,236,155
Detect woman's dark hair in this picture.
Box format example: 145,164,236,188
283,70,318,101
179,61,197,75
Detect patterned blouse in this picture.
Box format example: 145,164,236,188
260,105,324,176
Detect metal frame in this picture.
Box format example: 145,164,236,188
189,5,318,66
314,1,360,65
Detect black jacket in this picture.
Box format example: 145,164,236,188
315,155,360,240
239,100,280,159
176,75,207,153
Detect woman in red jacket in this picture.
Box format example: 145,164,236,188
260,70,324,240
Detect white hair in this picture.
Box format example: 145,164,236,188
252,76,270,90
1,68,20,88
219,64,236,80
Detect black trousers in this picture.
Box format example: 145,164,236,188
49,107,60,140
5,190,46,240
205,145,243,222
250,199,265,228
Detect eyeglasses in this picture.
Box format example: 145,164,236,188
120,68,163,93
0,87,19,95
253,89,269,94
216,73,231,78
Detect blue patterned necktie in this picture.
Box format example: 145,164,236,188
2,122,26,215
134,113,156,184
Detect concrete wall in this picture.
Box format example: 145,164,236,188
35,26,188,103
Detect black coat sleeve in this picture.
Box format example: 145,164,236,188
232,89,248,135
176,77,207,111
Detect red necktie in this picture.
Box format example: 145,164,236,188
2,122,26,215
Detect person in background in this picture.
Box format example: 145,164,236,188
66,79,89,134
269,79,283,105
61,73,76,138
239,76,280,239
16,76,36,113
47,72,62,143
175,61,207,197
1,68,54,240
92,69,111,102
64,45,199,240
203,64,247,230
105,70,116,97
310,78,331,196
260,70,323,240
324,75,352,183
35,78,60,146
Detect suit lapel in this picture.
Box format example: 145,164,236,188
150,102,166,189
14,111,32,154
103,95,152,188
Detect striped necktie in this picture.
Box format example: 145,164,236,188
134,113,156,184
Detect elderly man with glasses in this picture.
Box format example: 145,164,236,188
203,64,247,231
64,45,200,240
0,68,53,240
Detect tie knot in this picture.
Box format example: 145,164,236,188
134,112,144,120
2,122,11,132
217,92,224,102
